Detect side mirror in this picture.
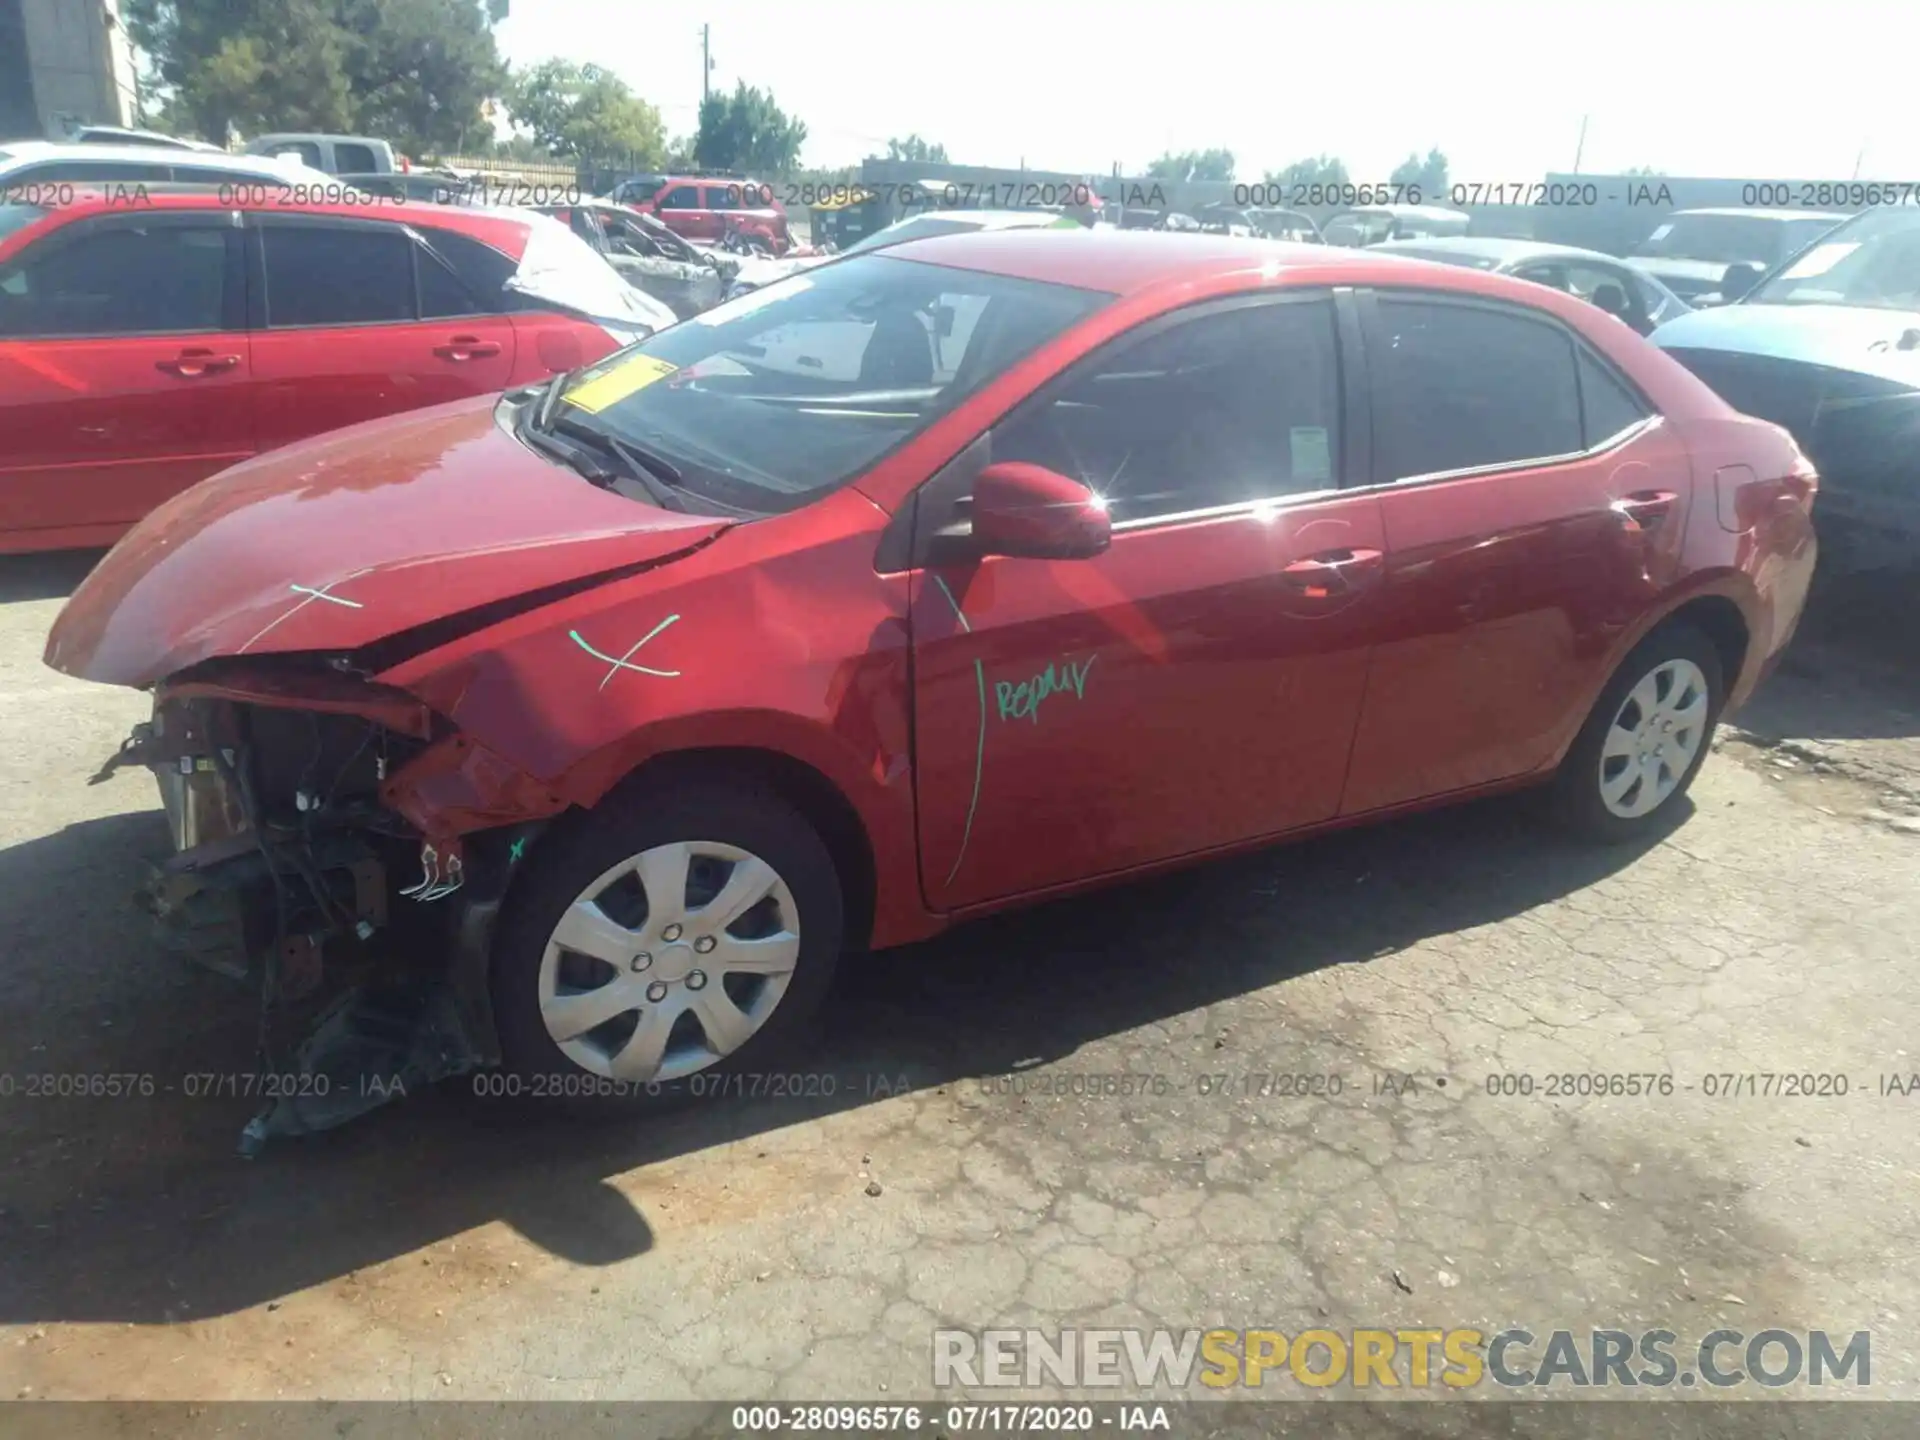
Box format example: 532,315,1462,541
1721,262,1763,302
970,462,1110,561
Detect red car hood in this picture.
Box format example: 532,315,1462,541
46,396,732,688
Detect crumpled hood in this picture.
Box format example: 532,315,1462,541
46,395,731,689
1653,302,1920,388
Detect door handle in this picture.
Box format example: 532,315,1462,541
433,335,503,361
1610,490,1679,531
156,348,240,378
1281,547,1384,597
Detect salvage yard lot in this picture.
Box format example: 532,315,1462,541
2,551,1918,1408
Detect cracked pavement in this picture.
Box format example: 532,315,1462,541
1,550,1916,1420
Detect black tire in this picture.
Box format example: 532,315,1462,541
1549,622,1726,844
489,774,843,1106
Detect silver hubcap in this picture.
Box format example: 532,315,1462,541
1598,657,1710,819
537,840,800,1082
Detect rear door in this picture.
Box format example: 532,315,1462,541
0,209,251,547
653,183,712,242
909,290,1388,909
1340,290,1693,814
246,213,517,450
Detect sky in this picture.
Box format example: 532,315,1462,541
496,0,1919,182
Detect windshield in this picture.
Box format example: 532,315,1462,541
1634,213,1839,267
550,254,1111,512
1745,207,1920,311
1381,246,1501,271
845,216,992,254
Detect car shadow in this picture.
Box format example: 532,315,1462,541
0,786,1677,1326
0,549,106,604
1738,565,1920,746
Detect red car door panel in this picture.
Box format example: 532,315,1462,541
1341,290,1695,814
0,213,251,545
247,215,516,451
908,292,1384,909
914,496,1386,908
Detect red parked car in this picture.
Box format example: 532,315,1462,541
47,231,1817,1106
0,190,664,554
609,173,792,254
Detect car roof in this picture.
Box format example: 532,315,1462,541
5,189,536,255
1374,236,1625,266
881,227,1564,298
1669,207,1849,221
0,140,330,175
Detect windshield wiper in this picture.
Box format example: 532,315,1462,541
551,414,688,512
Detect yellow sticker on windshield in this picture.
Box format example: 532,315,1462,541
563,354,679,414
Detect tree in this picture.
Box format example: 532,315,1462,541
885,134,948,164
506,60,666,165
337,0,505,154
1146,148,1235,182
1265,155,1350,188
694,82,808,174
1389,147,1450,195
126,0,502,154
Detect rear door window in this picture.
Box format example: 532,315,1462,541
1373,297,1583,479
0,221,231,337
260,222,415,326
335,143,378,173
657,185,699,211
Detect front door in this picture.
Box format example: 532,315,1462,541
246,215,516,451
0,211,252,546
910,292,1388,910
1341,290,1695,813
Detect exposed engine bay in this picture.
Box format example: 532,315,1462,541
99,669,548,1156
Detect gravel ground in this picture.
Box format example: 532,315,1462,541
1,550,1915,1431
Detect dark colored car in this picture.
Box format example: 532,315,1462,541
47,233,1815,1129
1629,208,1847,306
1653,204,1920,570
0,191,656,553
1375,237,1690,335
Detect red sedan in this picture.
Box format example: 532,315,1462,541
0,190,663,554
47,230,1817,1103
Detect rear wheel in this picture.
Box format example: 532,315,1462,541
1550,623,1724,843
490,776,842,1102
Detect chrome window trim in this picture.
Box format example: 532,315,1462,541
1103,415,1663,536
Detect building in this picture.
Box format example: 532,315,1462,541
0,0,138,141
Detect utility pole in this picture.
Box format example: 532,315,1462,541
1572,114,1589,174
701,25,712,105
1852,143,1867,180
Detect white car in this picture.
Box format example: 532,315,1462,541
0,140,340,192
489,206,680,337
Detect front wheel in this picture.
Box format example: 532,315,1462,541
1550,622,1725,843
489,776,843,1101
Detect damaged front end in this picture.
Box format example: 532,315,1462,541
106,659,555,1155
